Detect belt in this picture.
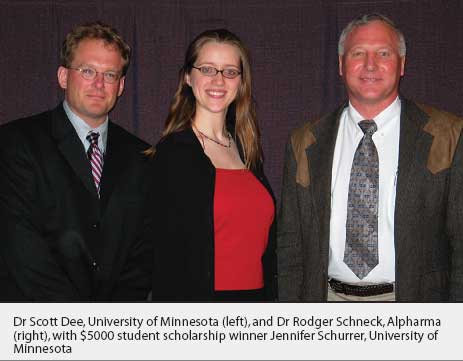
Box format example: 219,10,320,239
329,278,394,297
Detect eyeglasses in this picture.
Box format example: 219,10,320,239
192,66,241,79
67,66,122,84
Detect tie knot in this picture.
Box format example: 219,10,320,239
86,131,100,145
358,120,377,135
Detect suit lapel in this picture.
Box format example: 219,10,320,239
51,105,99,198
394,98,433,268
308,105,345,255
396,99,428,194
99,122,128,212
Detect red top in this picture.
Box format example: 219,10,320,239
214,168,274,291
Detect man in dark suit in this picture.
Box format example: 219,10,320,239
0,22,152,301
278,13,463,301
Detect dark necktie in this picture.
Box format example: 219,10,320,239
86,131,103,195
344,120,379,279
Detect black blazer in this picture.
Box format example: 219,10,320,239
149,127,277,301
0,104,153,301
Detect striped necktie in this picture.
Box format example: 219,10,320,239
86,131,103,195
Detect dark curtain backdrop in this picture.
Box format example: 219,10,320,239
1,0,462,201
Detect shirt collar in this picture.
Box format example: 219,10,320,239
63,100,108,153
347,96,401,132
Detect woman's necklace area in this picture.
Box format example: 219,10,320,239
193,124,232,148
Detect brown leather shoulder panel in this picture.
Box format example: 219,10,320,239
290,121,317,187
420,104,463,174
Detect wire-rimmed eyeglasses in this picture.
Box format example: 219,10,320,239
67,66,122,84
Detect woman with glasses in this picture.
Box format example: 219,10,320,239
149,29,277,301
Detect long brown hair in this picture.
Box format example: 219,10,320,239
163,29,262,170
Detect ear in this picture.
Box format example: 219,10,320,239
57,66,68,90
400,56,406,76
185,72,191,87
117,76,125,96
338,55,344,77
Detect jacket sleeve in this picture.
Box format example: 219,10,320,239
148,145,176,300
110,155,154,301
0,125,80,300
447,131,463,301
263,217,278,301
277,139,304,301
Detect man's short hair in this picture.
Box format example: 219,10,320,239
338,13,406,57
60,21,131,75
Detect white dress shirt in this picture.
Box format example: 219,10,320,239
328,97,401,284
63,100,108,155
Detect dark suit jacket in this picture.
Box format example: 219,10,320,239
0,104,152,301
149,127,277,301
278,98,463,302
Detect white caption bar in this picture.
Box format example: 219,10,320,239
0,303,461,360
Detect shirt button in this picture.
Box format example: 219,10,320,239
91,222,99,229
